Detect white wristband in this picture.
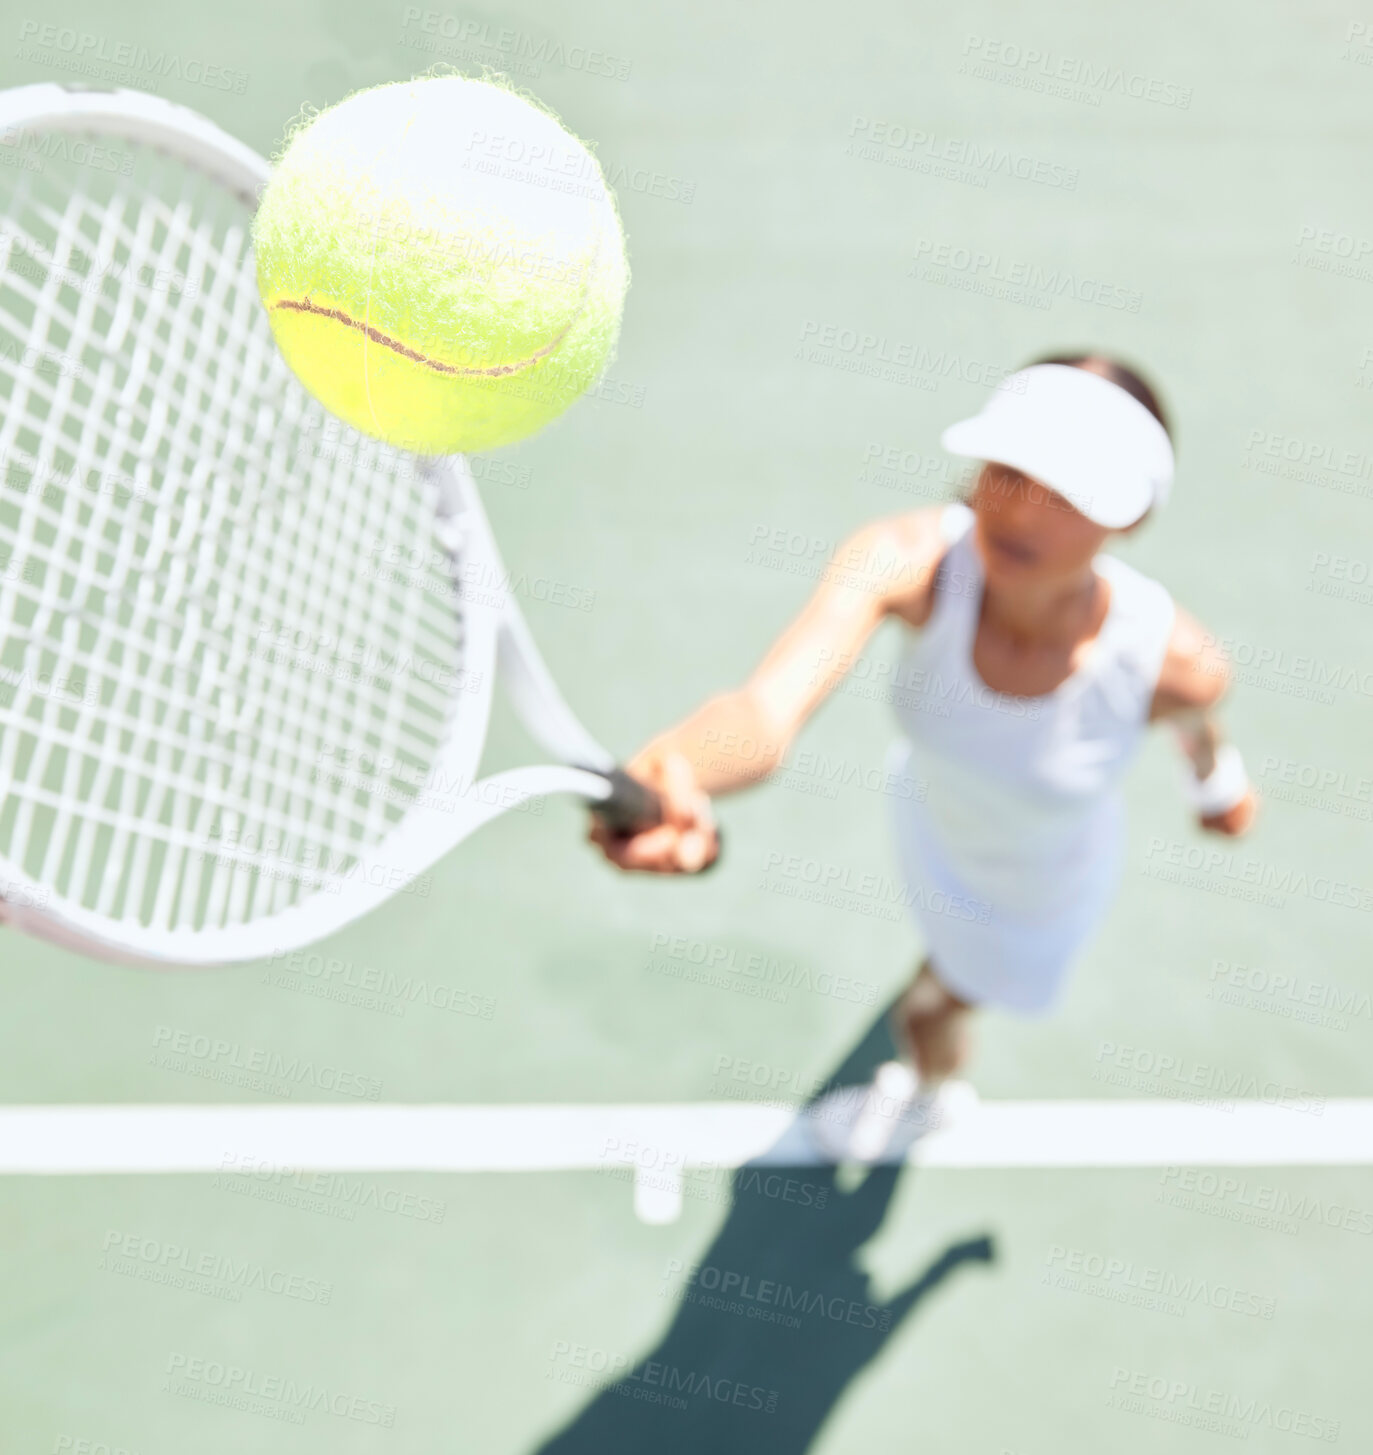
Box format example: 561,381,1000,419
1184,743,1249,816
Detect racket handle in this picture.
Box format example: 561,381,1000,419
591,767,723,872
594,766,665,835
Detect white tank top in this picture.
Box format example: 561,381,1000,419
889,502,1176,921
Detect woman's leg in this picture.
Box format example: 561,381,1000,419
894,956,976,1084
807,955,977,1158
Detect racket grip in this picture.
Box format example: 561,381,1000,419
591,767,724,873
594,766,665,835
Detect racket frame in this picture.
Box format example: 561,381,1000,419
0,82,653,967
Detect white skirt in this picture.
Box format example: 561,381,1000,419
885,738,1124,1015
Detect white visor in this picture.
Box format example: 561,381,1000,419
940,364,1174,528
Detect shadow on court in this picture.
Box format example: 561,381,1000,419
534,1007,997,1454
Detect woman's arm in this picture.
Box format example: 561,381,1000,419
590,508,948,871
1149,607,1258,836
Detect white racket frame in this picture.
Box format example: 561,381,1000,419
0,82,627,967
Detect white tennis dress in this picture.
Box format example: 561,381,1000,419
886,501,1176,1013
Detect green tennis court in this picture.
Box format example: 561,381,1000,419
3,1,1372,1450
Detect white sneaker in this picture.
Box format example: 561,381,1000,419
804,1062,979,1163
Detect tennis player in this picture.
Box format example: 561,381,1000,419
590,355,1258,1159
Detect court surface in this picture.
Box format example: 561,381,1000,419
3,1,1373,1451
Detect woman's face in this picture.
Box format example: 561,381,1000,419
968,461,1114,585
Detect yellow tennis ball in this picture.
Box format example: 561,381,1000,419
252,74,629,455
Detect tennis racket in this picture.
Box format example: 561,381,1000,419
0,81,670,968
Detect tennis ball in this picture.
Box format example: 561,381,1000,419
252,75,629,455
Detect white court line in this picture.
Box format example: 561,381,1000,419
4,1100,1373,1224
6,1100,1373,1173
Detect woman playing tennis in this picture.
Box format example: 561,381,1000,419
590,355,1258,1159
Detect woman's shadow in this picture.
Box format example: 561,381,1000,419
535,1004,996,1453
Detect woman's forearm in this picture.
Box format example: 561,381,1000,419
625,514,939,801
1170,704,1256,827
633,689,791,796
1169,705,1221,779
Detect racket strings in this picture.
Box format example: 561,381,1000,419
0,138,466,932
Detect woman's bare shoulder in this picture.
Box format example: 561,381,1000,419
1149,605,1231,719
861,505,954,628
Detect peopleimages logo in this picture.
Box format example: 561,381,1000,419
856,441,963,498
264,948,498,1021
598,1136,830,1213
163,1353,395,1426
546,1341,779,1414
1343,21,1373,65
1307,548,1373,610
1106,1367,1340,1442
646,932,879,1005
794,321,1023,392
150,1026,383,1101
1257,753,1373,824
1243,427,1373,502
52,1436,143,1455
99,1229,333,1305
1093,1039,1326,1116
812,648,1046,721
1042,1244,1276,1320
1142,836,1373,913
759,850,994,925
0,128,134,174
744,520,927,591
398,7,633,82
1157,1166,1373,1237
662,1257,892,1332
958,35,1193,109
214,1154,447,1225
845,116,1079,190
1292,223,1373,283
907,239,1143,313
15,22,250,94
1206,955,1371,1031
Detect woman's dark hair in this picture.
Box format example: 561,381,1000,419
1032,352,1171,440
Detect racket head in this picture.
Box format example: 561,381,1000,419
0,83,510,965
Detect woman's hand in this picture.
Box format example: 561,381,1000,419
1199,786,1259,837
588,750,720,873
